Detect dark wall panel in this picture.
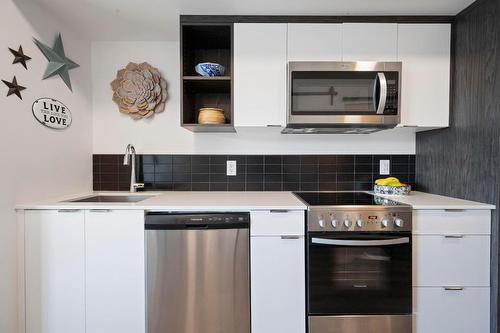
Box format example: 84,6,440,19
416,0,500,331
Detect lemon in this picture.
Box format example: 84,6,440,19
375,177,401,186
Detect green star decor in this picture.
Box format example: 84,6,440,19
33,33,79,91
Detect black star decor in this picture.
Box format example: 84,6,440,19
9,45,31,69
2,76,26,100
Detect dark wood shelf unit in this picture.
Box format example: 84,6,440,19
180,15,455,24
182,79,231,125
182,124,236,133
181,23,234,132
183,76,231,81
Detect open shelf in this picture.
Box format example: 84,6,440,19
182,79,232,125
183,76,231,81
181,23,234,132
182,124,236,133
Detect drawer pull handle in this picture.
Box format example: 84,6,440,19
444,209,466,212
270,210,290,213
444,235,464,239
58,209,81,213
281,235,300,240
444,287,464,291
89,209,112,213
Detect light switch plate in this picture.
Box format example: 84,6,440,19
227,160,237,176
379,160,390,175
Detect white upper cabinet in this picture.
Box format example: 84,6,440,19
398,24,451,128
234,23,287,127
342,23,398,61
233,22,451,129
287,23,342,61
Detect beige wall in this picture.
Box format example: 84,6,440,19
0,1,92,331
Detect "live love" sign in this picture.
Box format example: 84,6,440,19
32,98,72,130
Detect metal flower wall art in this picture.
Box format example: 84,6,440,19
111,62,168,120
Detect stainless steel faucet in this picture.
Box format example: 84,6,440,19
123,144,144,192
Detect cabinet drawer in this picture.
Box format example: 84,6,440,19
250,210,305,236
413,235,490,287
413,287,489,333
413,210,490,235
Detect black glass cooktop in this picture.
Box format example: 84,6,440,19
294,192,403,206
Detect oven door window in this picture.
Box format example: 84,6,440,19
308,232,411,315
291,71,398,115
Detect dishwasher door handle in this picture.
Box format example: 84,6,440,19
184,224,208,229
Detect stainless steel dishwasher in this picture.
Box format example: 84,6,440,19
145,212,250,333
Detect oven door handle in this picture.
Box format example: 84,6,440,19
311,237,410,247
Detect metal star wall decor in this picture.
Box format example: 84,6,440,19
33,33,79,91
9,45,31,69
2,76,26,100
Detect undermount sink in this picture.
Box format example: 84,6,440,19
67,195,153,203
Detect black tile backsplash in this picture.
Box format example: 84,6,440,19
93,154,416,192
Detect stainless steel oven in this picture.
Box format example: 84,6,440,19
283,62,402,134
294,192,412,333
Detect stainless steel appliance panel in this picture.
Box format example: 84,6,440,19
309,315,412,333
284,61,402,133
146,227,250,333
298,192,412,332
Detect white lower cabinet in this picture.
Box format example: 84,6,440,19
413,209,491,333
22,209,145,333
414,287,490,333
250,210,305,333
85,210,145,333
25,210,86,333
413,235,490,287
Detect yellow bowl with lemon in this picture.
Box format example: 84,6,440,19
374,177,411,195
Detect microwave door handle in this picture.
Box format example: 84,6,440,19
374,72,388,114
311,237,409,247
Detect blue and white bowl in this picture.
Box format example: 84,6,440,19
374,184,412,196
195,63,225,77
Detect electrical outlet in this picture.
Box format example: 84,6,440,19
379,160,390,175
226,160,237,176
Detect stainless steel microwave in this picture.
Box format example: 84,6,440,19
282,61,402,134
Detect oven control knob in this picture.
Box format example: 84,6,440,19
356,219,364,228
394,218,404,228
381,219,389,228
318,217,325,228
343,219,352,228
331,219,338,228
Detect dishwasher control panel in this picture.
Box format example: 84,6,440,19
145,212,250,230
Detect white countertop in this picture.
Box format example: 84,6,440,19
16,190,495,211
373,191,495,210
16,191,308,211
